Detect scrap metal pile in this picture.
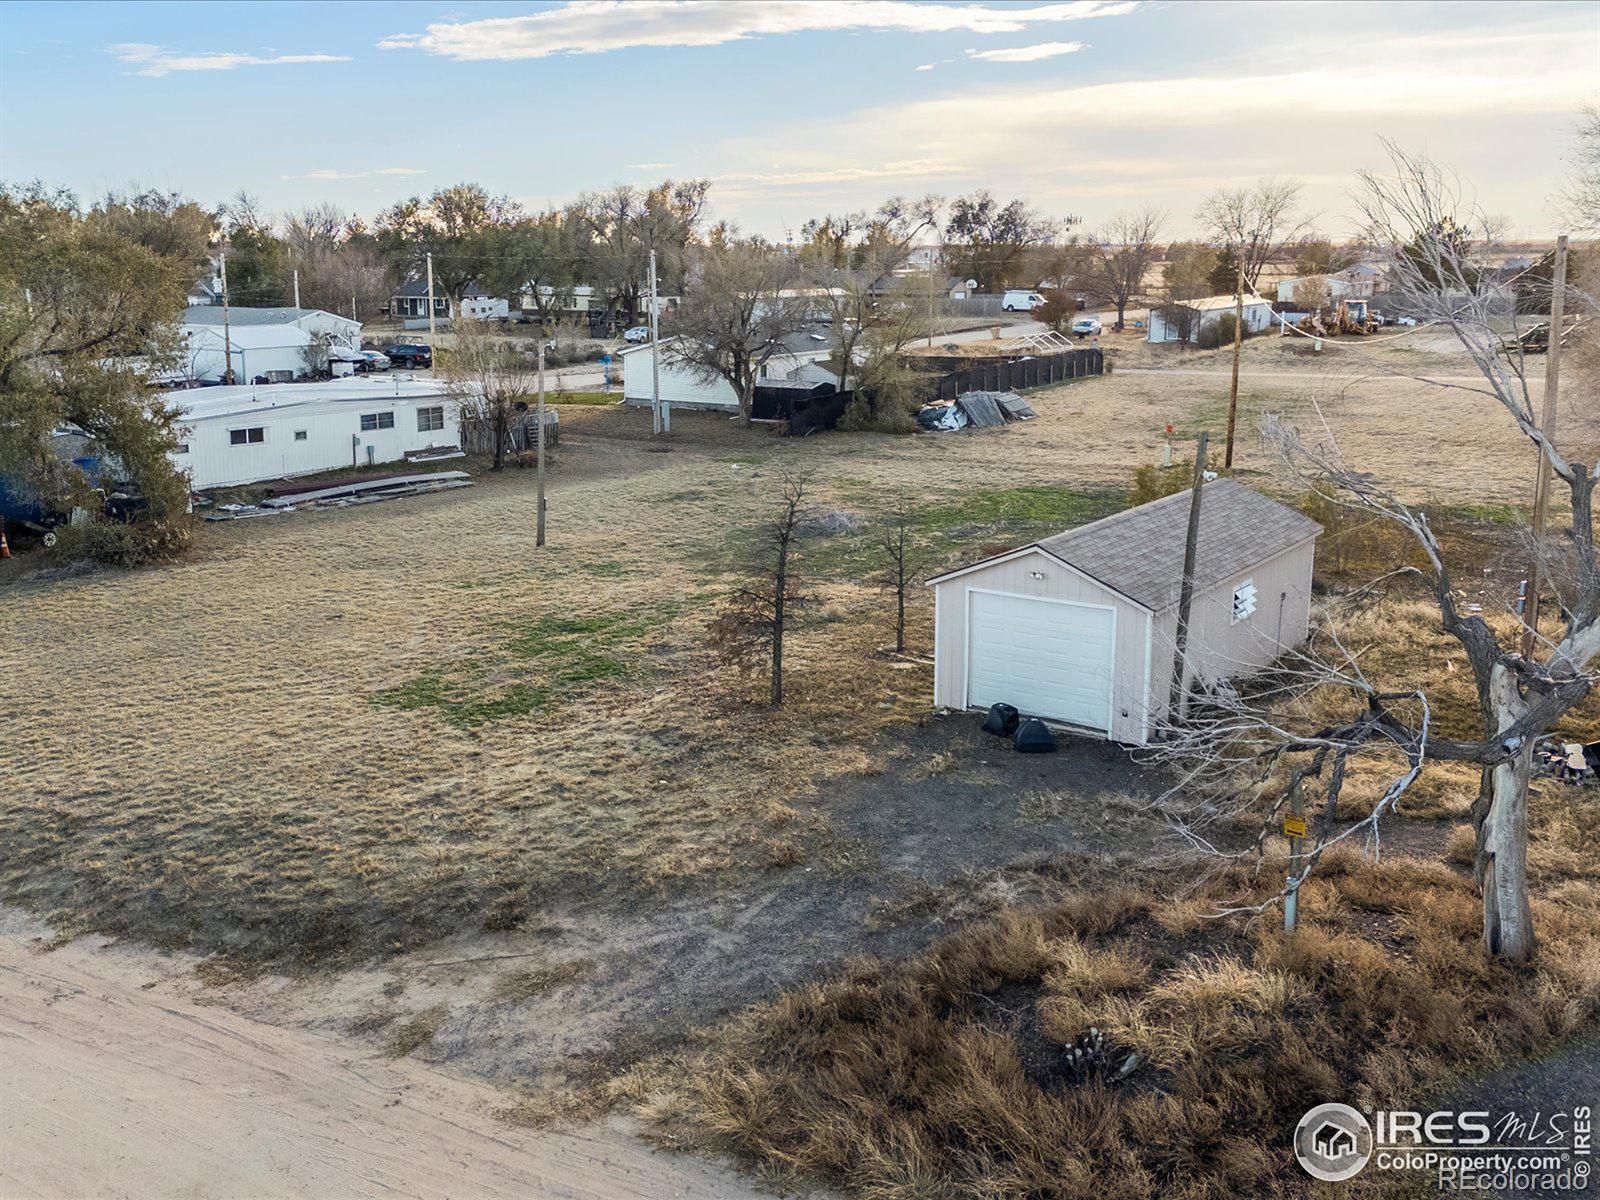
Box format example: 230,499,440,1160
201,471,474,521
916,390,1037,433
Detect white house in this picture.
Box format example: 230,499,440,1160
1147,295,1275,343
927,481,1320,746
165,378,463,490
1275,265,1383,305
178,323,314,384
182,305,361,346
619,330,842,411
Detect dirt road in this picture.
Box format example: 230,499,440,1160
0,925,769,1200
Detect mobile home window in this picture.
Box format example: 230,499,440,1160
294,430,308,441
174,443,190,454
1232,579,1257,623
417,406,445,432
229,427,265,446
360,412,395,432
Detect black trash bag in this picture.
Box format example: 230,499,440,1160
1013,718,1057,754
982,702,1020,736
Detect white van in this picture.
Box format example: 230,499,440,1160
1002,290,1046,312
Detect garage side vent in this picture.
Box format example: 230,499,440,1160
1232,579,1257,623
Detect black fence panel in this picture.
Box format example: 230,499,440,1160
917,348,1103,403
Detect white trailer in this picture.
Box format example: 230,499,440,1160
165,378,463,490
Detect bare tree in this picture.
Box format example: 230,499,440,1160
436,319,530,471
710,474,811,706
943,191,1063,291
1563,101,1600,232
1196,179,1308,291
878,491,931,654
1083,208,1166,330
1155,146,1599,964
671,238,814,424
576,179,710,329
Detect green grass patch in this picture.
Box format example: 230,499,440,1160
373,604,679,730
549,390,622,406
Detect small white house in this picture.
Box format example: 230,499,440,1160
165,378,463,490
619,330,842,411
1147,295,1275,343
927,481,1321,745
178,323,314,384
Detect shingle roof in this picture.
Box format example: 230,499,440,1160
1033,480,1321,610
181,306,351,327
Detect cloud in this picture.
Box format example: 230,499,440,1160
966,41,1085,63
714,159,952,187
281,168,426,181
378,0,1138,61
109,43,350,77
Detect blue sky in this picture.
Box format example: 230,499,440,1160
2,1,1596,238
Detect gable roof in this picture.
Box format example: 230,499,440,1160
929,480,1321,611
395,278,495,299
181,306,354,328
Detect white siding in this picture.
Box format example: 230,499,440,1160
622,352,741,409
172,397,459,490
932,548,1153,744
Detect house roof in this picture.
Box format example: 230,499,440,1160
395,278,494,299
181,306,354,328
164,377,449,423
1183,294,1276,313
929,480,1321,611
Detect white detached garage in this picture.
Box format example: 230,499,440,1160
929,481,1321,746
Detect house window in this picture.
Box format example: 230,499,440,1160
360,412,395,432
417,406,445,432
1232,579,1257,623
229,427,265,446
174,443,190,454
294,430,308,441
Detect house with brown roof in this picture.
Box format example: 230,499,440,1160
926,480,1321,745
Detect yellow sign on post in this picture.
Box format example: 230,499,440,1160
1284,814,1308,839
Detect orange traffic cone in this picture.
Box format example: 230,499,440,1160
0,523,10,559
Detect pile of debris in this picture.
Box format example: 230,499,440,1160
1536,736,1600,785
916,390,1037,433
202,471,473,521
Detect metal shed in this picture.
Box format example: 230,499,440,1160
927,481,1321,745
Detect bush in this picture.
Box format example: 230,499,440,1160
50,512,191,567
1196,312,1259,350
1128,453,1225,507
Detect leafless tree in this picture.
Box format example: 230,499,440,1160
435,319,531,471
1196,179,1308,291
671,237,814,424
1083,208,1166,330
878,490,931,654
1154,146,1599,964
710,473,812,706
1563,101,1600,232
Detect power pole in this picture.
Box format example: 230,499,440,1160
1224,255,1244,469
1283,777,1307,934
648,249,665,435
292,268,301,309
219,253,234,385
351,294,357,322
426,251,437,340
536,343,548,548
1168,430,1209,724
1523,233,1568,657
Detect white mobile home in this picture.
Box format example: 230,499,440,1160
619,331,841,411
165,378,463,490
927,481,1320,746
1147,295,1275,343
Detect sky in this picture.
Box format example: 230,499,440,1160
1,0,1596,240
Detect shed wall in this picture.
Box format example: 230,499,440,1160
1145,538,1317,726
932,548,1152,744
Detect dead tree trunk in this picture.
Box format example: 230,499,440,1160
1476,664,1536,962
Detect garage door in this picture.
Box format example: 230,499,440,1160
967,590,1115,731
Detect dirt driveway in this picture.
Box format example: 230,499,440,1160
0,912,768,1200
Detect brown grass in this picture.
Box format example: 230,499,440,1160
660,852,1600,1200
493,958,597,1003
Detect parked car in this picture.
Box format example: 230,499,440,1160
357,350,391,372
622,326,651,344
384,343,433,369
1002,290,1047,312
1071,317,1103,337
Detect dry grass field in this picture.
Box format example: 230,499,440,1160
0,334,1574,966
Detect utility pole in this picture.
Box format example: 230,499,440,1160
648,249,666,435
292,268,301,310
1523,233,1568,657
536,343,548,547
1283,777,1307,934
219,253,234,385
1168,430,1209,724
351,294,357,322
1224,255,1244,469
426,251,437,340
